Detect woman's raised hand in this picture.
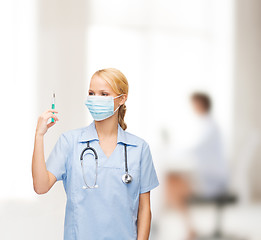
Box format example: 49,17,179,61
36,109,59,136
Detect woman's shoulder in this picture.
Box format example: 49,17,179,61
60,125,88,142
123,128,150,149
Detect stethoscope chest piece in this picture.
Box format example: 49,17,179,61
121,143,132,184
122,173,132,184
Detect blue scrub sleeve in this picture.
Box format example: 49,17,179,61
139,141,160,194
46,133,70,181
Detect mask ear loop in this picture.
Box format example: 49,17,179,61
113,94,124,113
113,94,123,99
114,105,121,113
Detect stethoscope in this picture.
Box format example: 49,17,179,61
80,141,133,189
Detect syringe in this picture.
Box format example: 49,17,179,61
51,92,55,122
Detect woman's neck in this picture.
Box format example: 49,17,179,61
94,115,118,139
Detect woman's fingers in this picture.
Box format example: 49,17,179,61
47,121,56,128
45,112,59,121
48,109,58,113
44,109,58,114
36,109,59,136
41,110,58,120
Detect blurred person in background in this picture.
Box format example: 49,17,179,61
157,92,229,240
188,92,228,198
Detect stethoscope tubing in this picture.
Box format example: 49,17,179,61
80,141,132,189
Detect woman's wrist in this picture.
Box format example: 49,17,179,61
35,131,44,138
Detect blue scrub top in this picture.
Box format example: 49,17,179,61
46,120,160,240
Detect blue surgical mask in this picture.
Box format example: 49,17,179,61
85,94,123,121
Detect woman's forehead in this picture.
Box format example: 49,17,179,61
89,75,113,91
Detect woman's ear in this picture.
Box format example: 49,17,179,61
120,94,127,105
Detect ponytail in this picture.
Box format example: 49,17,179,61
118,103,127,130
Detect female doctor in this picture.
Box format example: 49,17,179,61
32,68,160,240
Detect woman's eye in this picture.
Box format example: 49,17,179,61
102,93,109,96
89,92,94,95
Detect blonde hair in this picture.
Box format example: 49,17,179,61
92,68,129,130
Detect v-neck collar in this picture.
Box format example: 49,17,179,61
93,121,123,160
78,121,137,166
97,141,118,161
78,120,137,147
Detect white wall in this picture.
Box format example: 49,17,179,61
234,0,261,201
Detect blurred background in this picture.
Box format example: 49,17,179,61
1,0,261,239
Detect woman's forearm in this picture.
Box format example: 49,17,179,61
137,193,152,240
32,110,59,194
32,132,50,194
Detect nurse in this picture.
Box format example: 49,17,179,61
32,68,160,240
